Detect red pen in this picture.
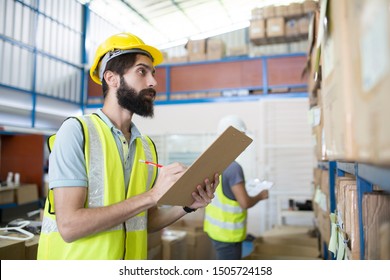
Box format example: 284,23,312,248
139,159,163,168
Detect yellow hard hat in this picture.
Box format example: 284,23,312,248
89,32,164,85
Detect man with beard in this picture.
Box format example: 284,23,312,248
37,32,219,260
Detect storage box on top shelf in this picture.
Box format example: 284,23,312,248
302,0,319,14
274,5,288,17
321,0,390,165
206,38,226,60
345,0,390,165
266,17,285,37
320,0,358,162
186,39,207,62
286,2,303,17
226,45,249,57
363,192,390,260
249,19,266,42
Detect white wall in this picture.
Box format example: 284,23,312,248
132,97,315,236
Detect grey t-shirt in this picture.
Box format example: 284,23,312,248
48,109,141,192
222,161,245,201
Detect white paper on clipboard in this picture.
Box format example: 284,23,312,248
157,126,253,206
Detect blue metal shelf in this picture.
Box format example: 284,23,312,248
319,160,390,260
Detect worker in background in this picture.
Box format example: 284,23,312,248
204,115,269,260
37,32,219,260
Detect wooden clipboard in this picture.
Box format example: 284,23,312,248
157,126,253,206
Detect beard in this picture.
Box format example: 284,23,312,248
116,76,156,117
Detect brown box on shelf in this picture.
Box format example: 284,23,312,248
320,0,358,161
298,16,310,34
15,184,38,205
186,39,206,54
188,53,207,62
346,0,390,165
274,5,288,17
262,5,275,18
363,192,390,260
206,39,225,60
0,187,16,205
251,7,264,20
249,19,266,40
266,17,285,37
380,222,390,260
227,45,248,57
167,55,188,64
302,0,319,13
287,3,303,17
285,19,300,37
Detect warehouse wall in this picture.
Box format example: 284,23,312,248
126,97,315,235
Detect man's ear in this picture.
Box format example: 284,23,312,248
103,71,119,88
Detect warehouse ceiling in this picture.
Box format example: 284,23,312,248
82,0,308,49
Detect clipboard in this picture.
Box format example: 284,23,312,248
157,126,253,206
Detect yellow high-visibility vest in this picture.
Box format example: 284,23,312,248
38,114,158,259
204,176,247,243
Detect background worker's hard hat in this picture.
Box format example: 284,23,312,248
217,115,247,134
89,32,164,85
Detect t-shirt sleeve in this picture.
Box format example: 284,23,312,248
224,161,245,188
48,118,88,189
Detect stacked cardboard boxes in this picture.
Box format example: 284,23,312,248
249,1,317,45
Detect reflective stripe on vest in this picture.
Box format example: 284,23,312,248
38,114,157,260
203,176,247,243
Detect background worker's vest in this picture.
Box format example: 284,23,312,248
204,176,247,243
37,114,158,260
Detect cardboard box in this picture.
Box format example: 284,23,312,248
162,230,187,260
363,192,390,259
302,0,319,13
274,5,288,17
0,187,16,205
25,235,39,260
266,17,285,37
285,19,300,37
186,39,206,54
206,39,225,60
0,238,26,260
167,220,215,260
379,222,390,260
188,53,206,62
15,184,39,205
346,0,390,165
320,0,358,161
249,19,266,40
287,3,303,17
227,45,248,57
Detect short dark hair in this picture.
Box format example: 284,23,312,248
101,52,138,98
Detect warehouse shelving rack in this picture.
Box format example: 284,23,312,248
86,52,309,108
317,160,390,259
